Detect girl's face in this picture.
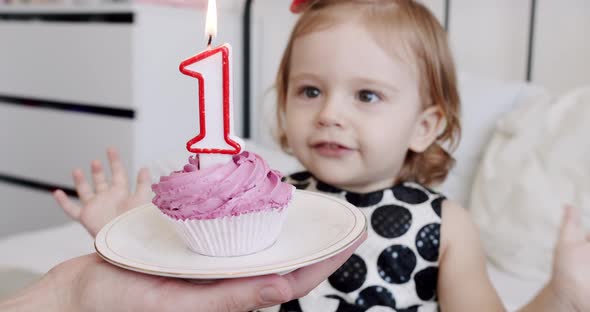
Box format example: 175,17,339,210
284,20,436,193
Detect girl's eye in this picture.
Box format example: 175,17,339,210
301,86,321,99
357,90,381,103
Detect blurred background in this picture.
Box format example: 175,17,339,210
0,0,589,308
1,0,588,236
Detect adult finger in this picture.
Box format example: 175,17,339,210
107,148,128,188
282,231,367,299
73,169,94,203
134,167,152,199
53,189,82,220
91,160,109,193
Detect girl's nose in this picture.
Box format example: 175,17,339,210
315,98,343,128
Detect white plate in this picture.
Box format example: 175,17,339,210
95,190,367,279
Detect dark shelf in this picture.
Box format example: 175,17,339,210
0,12,133,23
0,172,77,197
0,94,135,119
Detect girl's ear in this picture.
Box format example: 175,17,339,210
409,106,445,153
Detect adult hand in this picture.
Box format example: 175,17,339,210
0,232,367,312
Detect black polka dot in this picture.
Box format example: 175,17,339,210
371,205,412,238
290,171,311,182
316,181,343,193
279,299,303,312
355,286,396,310
392,185,429,204
377,245,417,284
414,267,438,301
345,191,383,207
292,182,310,190
415,223,440,262
431,197,444,217
328,254,367,293
398,306,420,312
281,176,287,182
324,295,364,312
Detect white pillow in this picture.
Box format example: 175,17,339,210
438,73,539,206
470,86,590,281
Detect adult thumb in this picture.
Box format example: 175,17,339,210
179,275,292,312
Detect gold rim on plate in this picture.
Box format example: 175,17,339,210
95,190,367,279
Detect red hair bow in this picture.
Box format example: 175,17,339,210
290,0,311,13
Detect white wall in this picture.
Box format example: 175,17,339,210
132,5,245,171
250,0,298,149
533,0,590,94
449,0,531,82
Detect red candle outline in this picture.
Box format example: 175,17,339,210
179,45,241,155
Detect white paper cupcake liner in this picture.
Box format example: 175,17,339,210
164,207,289,257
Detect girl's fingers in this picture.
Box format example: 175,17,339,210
559,205,585,245
73,169,94,203
91,160,109,193
134,167,152,199
107,148,128,188
53,189,82,220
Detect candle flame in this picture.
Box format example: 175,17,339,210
205,0,217,42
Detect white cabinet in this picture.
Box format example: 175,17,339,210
0,20,133,108
0,4,244,236
0,104,134,187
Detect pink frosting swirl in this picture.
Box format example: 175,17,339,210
152,151,294,220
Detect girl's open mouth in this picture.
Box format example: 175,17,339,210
312,142,355,158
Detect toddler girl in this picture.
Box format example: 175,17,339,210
258,1,590,311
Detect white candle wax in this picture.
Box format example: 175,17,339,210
180,43,244,168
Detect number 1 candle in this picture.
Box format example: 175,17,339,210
179,0,243,168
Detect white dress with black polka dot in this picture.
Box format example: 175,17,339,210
258,171,444,312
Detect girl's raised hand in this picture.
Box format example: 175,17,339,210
549,205,590,312
53,148,152,237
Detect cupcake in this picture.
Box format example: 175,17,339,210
151,151,295,257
